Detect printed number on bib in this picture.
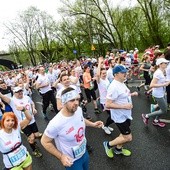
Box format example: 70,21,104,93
7,145,26,167
72,138,86,159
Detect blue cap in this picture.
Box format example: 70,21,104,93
113,65,127,75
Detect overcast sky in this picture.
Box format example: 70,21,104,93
0,0,137,51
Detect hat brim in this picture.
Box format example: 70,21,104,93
113,70,127,74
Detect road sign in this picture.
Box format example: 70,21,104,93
91,44,96,51
73,50,77,54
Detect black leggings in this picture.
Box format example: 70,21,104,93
42,90,58,114
84,88,97,103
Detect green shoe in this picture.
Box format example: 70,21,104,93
121,148,131,156
103,141,113,158
114,148,131,156
32,149,43,158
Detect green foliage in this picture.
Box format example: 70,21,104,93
5,0,170,65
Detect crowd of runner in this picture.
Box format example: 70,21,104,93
0,43,170,170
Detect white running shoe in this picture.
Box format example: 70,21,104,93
102,126,111,135
108,126,114,131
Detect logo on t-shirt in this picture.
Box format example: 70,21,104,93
74,127,84,142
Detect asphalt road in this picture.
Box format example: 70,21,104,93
1,83,170,170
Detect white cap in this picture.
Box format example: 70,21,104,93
156,58,169,66
91,58,97,63
145,51,151,55
155,45,159,48
109,56,113,60
13,86,23,93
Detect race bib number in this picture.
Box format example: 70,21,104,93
72,138,87,159
7,145,27,167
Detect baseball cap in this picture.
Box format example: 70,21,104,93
113,65,127,75
156,58,169,66
13,86,23,93
145,51,151,55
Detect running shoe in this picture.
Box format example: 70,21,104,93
108,126,114,132
42,112,47,118
32,149,43,158
36,133,43,138
152,120,166,127
83,113,92,120
114,148,131,156
103,141,113,158
150,104,155,113
102,126,111,135
142,114,149,124
86,144,93,154
144,92,150,98
136,86,140,91
94,108,101,114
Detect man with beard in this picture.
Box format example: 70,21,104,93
41,87,103,170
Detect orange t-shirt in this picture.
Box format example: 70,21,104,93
83,72,91,89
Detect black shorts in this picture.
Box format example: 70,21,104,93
115,119,131,135
22,122,39,137
84,88,97,103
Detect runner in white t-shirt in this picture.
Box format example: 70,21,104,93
41,87,103,170
0,112,32,169
142,58,170,127
96,57,114,135
103,65,138,158
36,66,58,119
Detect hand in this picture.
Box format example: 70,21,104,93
93,121,103,128
98,57,104,64
92,77,96,81
131,91,138,96
16,106,25,111
164,82,170,87
60,154,73,167
33,108,37,115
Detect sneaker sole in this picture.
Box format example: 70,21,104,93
152,122,166,128
114,149,131,156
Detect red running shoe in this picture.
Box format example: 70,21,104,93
142,114,149,124
152,120,166,127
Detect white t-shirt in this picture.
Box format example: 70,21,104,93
53,69,61,80
47,72,56,86
75,66,83,77
166,63,170,81
44,106,86,161
5,78,16,87
0,128,27,168
36,74,52,94
106,79,132,123
107,68,114,83
125,57,132,68
12,95,35,125
97,78,110,104
152,69,166,98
